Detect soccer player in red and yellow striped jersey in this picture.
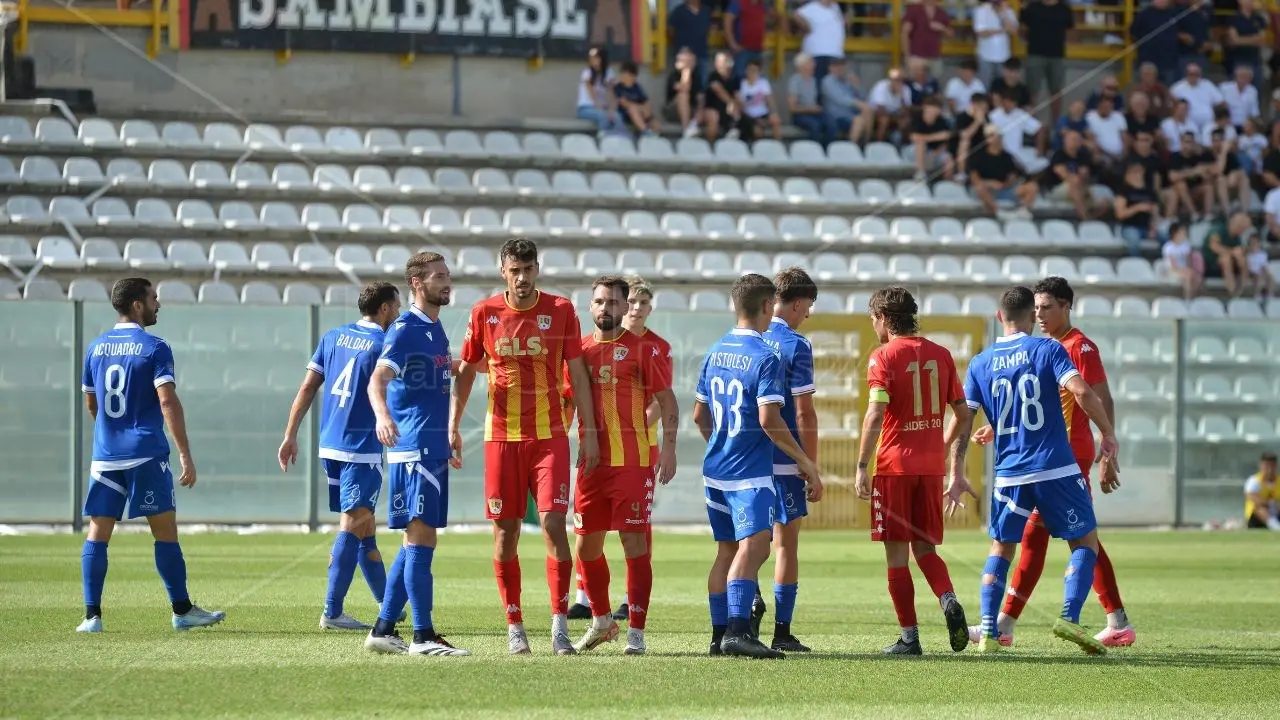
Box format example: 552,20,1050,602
452,238,600,656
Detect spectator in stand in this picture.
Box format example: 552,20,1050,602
1269,6,1280,100
1239,117,1267,175
1161,99,1199,153
901,0,952,79
1245,232,1274,301
1244,452,1280,530
792,0,847,83
1220,66,1261,130
1052,99,1088,152
703,52,744,143
945,58,986,115
1176,0,1216,75
1043,129,1097,220
1169,132,1217,220
869,67,913,143
989,58,1031,110
1266,183,1280,240
1130,0,1182,87
1114,161,1166,256
1162,221,1205,300
1129,63,1174,119
668,0,713,87
1202,106,1238,147
952,92,991,180
1201,212,1252,297
788,53,836,145
1019,0,1074,123
973,0,1019,87
724,0,769,78
613,61,660,137
1125,92,1162,154
1126,130,1171,214
970,125,1039,218
576,46,616,135
1209,128,1252,213
1226,0,1268,86
990,90,1045,161
738,58,784,141
1086,95,1128,179
1260,123,1280,192
663,47,703,139
822,58,871,144
911,97,955,180
1086,75,1125,113
1171,64,1225,129
906,58,942,109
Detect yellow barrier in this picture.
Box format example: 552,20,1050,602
15,0,173,59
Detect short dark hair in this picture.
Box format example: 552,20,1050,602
1033,276,1074,307
498,237,538,266
868,286,919,336
747,58,762,70
358,281,399,316
405,250,445,287
731,274,777,318
774,267,818,304
960,58,977,72
923,95,943,110
999,286,1035,321
619,60,639,75
590,274,630,298
969,92,989,106
110,277,152,316
1167,220,1186,239
1003,58,1022,71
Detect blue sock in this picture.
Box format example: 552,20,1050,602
404,545,435,634
1062,546,1098,624
154,541,190,613
726,579,757,634
980,555,1011,639
708,592,729,628
81,540,108,617
773,583,798,624
377,547,409,629
358,535,387,603
324,531,360,619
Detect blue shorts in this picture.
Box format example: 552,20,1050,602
386,453,449,530
84,456,175,520
774,475,809,524
989,475,1096,543
994,187,1017,204
705,485,776,542
323,458,383,514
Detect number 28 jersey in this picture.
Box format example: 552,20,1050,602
308,320,385,464
82,322,175,462
866,336,963,476
695,328,786,488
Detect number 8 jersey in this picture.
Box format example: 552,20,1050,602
82,322,175,462
695,328,786,486
963,332,1081,487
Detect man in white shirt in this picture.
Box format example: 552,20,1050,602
1219,65,1260,129
1170,63,1225,128
1160,99,1198,153
989,91,1044,159
973,0,1018,87
1264,187,1280,242
1085,96,1127,166
868,67,913,142
791,0,846,82
944,58,986,115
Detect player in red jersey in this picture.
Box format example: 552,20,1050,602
561,276,678,656
452,238,600,656
855,286,976,656
968,276,1134,648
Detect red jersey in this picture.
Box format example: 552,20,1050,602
632,328,674,458
461,291,582,442
1057,327,1107,464
866,336,963,476
565,330,672,467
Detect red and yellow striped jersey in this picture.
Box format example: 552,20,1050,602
632,328,674,461
563,330,673,467
1057,327,1108,465
461,291,583,442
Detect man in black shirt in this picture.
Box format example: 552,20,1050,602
910,96,954,180
664,47,704,137
1019,0,1073,122
988,58,1032,109
1124,131,1170,213
952,92,990,180
969,126,1039,217
1168,131,1216,220
1042,128,1098,219
702,51,744,142
1209,127,1251,214
1123,91,1161,154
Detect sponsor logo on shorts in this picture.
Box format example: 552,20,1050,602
736,506,751,529
138,490,159,513
573,512,583,528
159,461,170,475
784,492,796,510
560,483,569,500
393,493,405,510
488,497,503,515
537,314,552,331
1066,508,1086,531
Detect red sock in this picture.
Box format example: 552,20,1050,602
625,554,653,630
547,556,572,615
887,566,917,628
580,554,611,617
1092,543,1123,614
575,570,584,593
494,557,522,625
1002,518,1050,619
913,551,955,601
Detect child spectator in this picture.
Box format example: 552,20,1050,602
1161,221,1204,300
1239,117,1267,175
911,96,955,180
1245,232,1274,302
613,61,660,136
738,58,784,141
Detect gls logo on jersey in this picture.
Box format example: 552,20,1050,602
495,336,545,357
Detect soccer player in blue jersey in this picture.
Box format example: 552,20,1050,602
78,278,224,633
278,282,401,631
953,286,1119,655
752,267,820,652
693,274,823,659
363,251,470,657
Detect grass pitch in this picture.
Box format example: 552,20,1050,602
1,529,1277,719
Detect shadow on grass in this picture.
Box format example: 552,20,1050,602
785,649,1280,670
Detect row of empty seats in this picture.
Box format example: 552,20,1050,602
1114,373,1280,402
1086,334,1276,364
0,116,909,169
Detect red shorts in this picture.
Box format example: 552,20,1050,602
870,474,944,544
483,437,571,520
573,465,654,535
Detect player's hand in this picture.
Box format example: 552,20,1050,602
1098,434,1120,465
655,445,677,485
1100,457,1121,494
577,430,601,472
277,436,298,472
854,466,871,501
449,429,463,470
798,459,824,502
376,414,399,448
972,425,994,446
944,472,979,518
177,454,197,488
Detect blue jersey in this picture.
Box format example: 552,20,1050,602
695,328,786,489
375,306,452,458
309,320,385,463
964,332,1081,488
762,318,816,475
82,322,174,462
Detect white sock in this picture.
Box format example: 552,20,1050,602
551,614,568,636
509,622,525,634
901,626,919,644
628,627,644,641
592,614,613,630
575,588,589,605
996,612,1016,636
1106,609,1129,629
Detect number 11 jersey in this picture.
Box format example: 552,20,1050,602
866,336,963,477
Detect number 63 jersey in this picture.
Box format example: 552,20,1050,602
695,328,786,486
866,336,964,476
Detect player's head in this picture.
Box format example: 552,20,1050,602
732,273,778,333
623,274,653,332
590,275,630,333
773,267,818,331
1033,276,1074,338
997,286,1036,334
405,250,452,309
867,286,918,343
358,281,402,329
111,277,159,327
499,237,539,301
1261,451,1277,480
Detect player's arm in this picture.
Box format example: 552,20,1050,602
560,362,576,429
451,307,489,469
792,339,819,463
761,402,822,501
84,393,98,419
157,383,196,488
368,364,399,448
82,355,97,419
566,355,600,472
278,369,323,471
1065,374,1118,462
652,388,679,484
692,357,714,443
854,398,886,501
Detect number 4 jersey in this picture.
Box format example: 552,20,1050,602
866,336,963,476
308,320,386,464
695,328,786,486
82,322,176,462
